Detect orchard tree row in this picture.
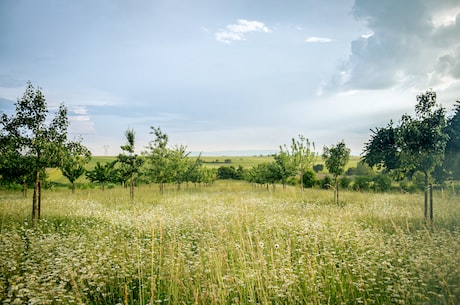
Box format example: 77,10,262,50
1,83,459,223
85,126,217,196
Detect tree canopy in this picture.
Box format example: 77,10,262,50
323,140,350,204
362,90,449,221
0,82,87,222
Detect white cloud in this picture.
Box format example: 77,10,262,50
69,115,95,135
306,36,333,43
215,19,270,44
361,32,374,39
325,1,460,93
432,6,460,28
215,31,246,44
70,105,88,115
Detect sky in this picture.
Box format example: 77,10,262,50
1,0,460,156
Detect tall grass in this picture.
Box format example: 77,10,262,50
0,181,459,304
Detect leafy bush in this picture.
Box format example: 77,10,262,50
313,164,324,173
320,175,332,189
302,169,317,188
372,174,392,192
412,171,426,191
339,176,352,189
353,175,372,191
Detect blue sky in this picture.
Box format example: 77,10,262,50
1,0,460,156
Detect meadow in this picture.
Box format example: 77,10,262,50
0,181,459,304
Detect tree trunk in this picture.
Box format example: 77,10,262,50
32,170,40,224
335,178,339,205
130,173,134,200
38,181,41,220
429,183,433,223
424,172,428,221
71,182,75,194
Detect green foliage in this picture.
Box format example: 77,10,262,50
372,174,392,192
323,140,351,204
217,165,244,180
353,175,372,191
354,162,374,176
312,163,324,173
143,126,215,192
352,173,392,193
302,169,317,188
339,176,351,189
273,150,295,187
85,161,116,190
411,171,427,191
398,90,448,177
362,121,400,171
60,140,91,193
320,175,332,189
363,90,448,181
322,140,351,178
444,101,460,179
280,135,316,190
145,126,173,192
116,128,144,199
0,82,82,221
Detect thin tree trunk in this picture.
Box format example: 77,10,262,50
130,173,134,200
335,178,339,205
38,180,41,220
429,183,433,222
32,170,39,224
424,172,428,221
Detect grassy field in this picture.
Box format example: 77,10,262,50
1,181,459,304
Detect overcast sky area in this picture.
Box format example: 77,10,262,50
1,0,460,156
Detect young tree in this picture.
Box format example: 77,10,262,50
398,90,448,221
117,128,144,199
86,161,115,191
362,90,448,221
60,140,91,193
322,140,350,204
145,126,172,194
169,144,191,190
281,135,316,191
0,82,75,223
273,150,295,189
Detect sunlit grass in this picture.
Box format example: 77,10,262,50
1,181,459,304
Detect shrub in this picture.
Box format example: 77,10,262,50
302,169,317,188
372,174,392,192
320,175,332,189
339,176,352,189
313,164,324,173
353,175,372,191
412,171,426,191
